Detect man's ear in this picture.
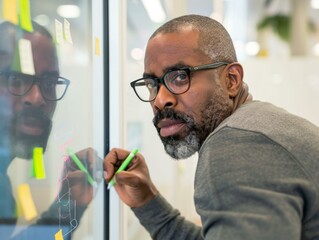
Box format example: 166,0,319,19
224,63,244,98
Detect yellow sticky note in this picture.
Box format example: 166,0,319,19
18,38,35,75
2,0,19,24
64,19,73,44
95,37,100,56
33,147,46,179
55,229,64,240
55,19,64,45
15,197,23,218
18,0,33,32
17,184,37,221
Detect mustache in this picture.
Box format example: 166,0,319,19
152,108,195,128
13,108,51,127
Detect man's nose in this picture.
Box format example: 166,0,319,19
152,84,177,111
22,84,46,107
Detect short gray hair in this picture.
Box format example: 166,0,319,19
150,14,237,63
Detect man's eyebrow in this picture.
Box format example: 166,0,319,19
142,62,189,78
143,72,153,78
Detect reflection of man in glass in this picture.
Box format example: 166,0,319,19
0,21,69,160
0,21,97,239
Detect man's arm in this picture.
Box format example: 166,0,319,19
12,148,101,240
104,148,203,240
133,194,202,240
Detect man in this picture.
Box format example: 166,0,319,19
104,14,319,239
0,21,98,239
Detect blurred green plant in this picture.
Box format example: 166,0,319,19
257,14,316,42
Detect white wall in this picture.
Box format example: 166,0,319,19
243,58,319,127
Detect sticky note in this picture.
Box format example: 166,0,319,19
15,197,23,218
55,229,64,240
55,19,64,45
17,184,37,221
18,0,33,32
30,154,35,177
2,0,19,24
18,38,35,75
95,37,100,56
64,19,73,44
33,147,46,179
11,47,22,72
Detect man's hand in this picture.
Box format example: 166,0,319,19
104,148,158,208
59,147,102,206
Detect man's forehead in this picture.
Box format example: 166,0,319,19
145,29,201,60
0,29,58,69
0,31,13,69
144,45,207,77
0,51,11,67
0,31,14,57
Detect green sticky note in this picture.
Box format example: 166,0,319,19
64,19,73,44
11,46,21,72
33,147,46,179
18,0,33,32
55,19,64,44
30,156,35,177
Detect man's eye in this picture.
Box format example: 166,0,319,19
145,80,156,89
42,76,58,88
169,71,189,86
8,74,24,87
43,80,56,88
175,73,188,81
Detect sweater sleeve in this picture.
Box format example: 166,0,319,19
132,194,203,240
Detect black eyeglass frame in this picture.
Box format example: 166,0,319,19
0,71,71,101
130,61,229,102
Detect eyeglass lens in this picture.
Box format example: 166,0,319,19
134,69,190,101
6,72,68,101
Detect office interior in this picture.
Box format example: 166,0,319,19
1,0,319,239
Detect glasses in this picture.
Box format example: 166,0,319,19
0,71,70,101
130,61,229,102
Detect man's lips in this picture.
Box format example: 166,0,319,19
16,117,45,136
157,119,187,138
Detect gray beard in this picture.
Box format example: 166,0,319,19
164,130,200,159
10,124,51,160
155,91,232,160
12,140,45,160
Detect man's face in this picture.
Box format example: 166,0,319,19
0,31,58,159
145,28,233,159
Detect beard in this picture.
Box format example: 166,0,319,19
153,91,232,160
10,108,52,159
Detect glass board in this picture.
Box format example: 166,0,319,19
0,0,108,239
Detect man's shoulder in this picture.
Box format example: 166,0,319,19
201,100,319,155
216,100,318,134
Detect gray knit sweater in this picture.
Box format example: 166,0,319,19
133,101,319,240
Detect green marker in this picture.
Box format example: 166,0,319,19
108,148,139,189
67,149,96,187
